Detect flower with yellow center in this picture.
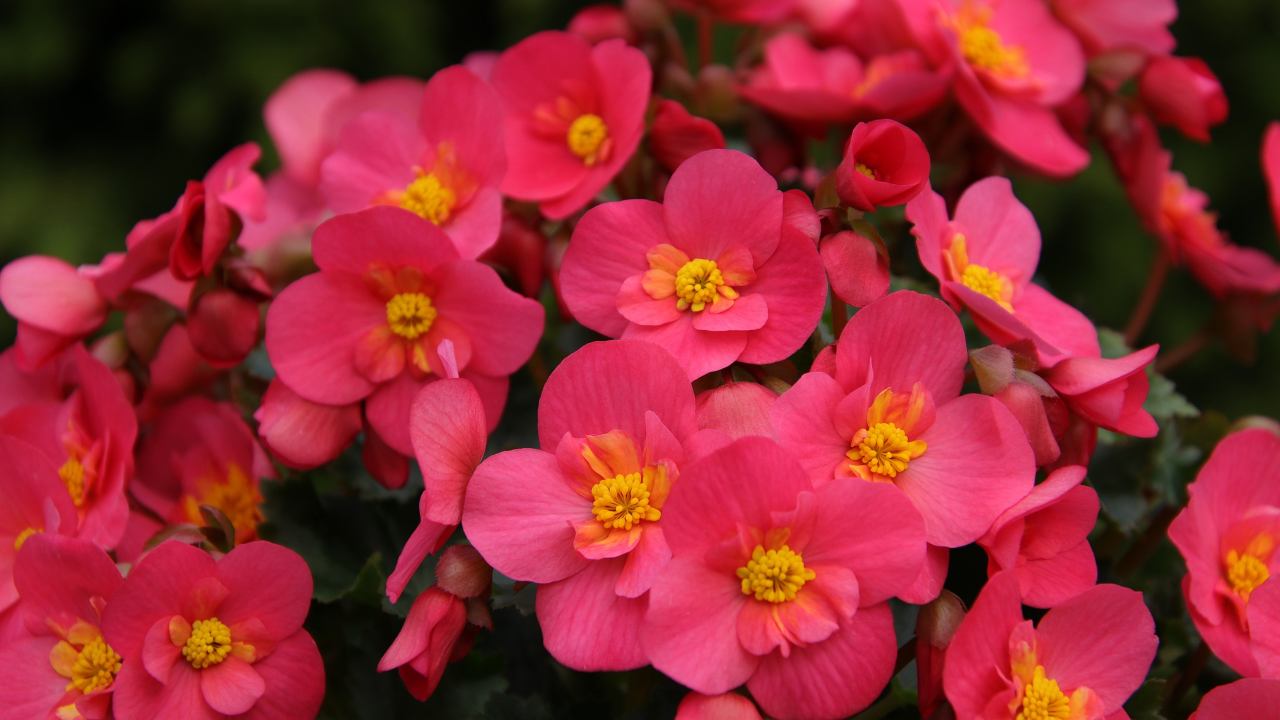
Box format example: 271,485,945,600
399,172,457,226
674,258,733,312
946,233,1014,311
591,471,662,530
848,386,929,481
1016,665,1071,720
182,463,264,541
567,113,610,166
1225,534,1274,602
385,292,438,341
59,457,87,507
50,627,123,695
181,617,234,669
953,6,1029,78
855,162,877,179
736,544,815,603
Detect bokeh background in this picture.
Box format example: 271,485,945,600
1,2,1279,715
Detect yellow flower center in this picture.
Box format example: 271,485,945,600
385,292,438,340
961,263,1014,310
1017,665,1071,720
675,258,728,313
850,422,927,479
182,617,233,669
855,162,877,179
567,113,609,166
1226,534,1274,602
956,9,1028,78
591,471,662,530
737,544,815,604
399,172,457,226
13,526,39,550
59,457,87,507
65,636,123,694
182,464,264,540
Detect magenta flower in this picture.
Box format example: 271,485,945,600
491,31,650,219
265,206,542,456
0,256,108,370
1193,679,1280,719
102,541,323,719
645,437,926,720
561,149,826,380
1050,0,1175,56
834,120,931,212
463,340,698,670
0,435,78,616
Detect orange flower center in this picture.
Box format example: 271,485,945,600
182,463,264,540
1226,534,1274,602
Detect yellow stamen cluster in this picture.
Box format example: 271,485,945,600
591,472,661,530
182,617,233,669
958,18,1029,77
1226,537,1273,602
674,258,733,312
567,113,609,166
855,162,877,179
1017,665,1071,720
736,544,815,604
59,457,87,507
67,636,123,694
850,422,927,479
182,464,264,539
961,263,1015,311
400,172,457,226
385,292,438,340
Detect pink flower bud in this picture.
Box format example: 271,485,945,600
436,545,492,599
650,99,726,173
568,4,636,44
835,120,930,211
1140,56,1227,142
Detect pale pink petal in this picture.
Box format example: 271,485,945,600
623,316,747,381
0,256,106,334
536,557,648,671
264,69,357,185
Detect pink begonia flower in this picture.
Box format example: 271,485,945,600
0,346,136,549
1264,122,1280,234
907,177,1100,366
739,34,945,131
1140,56,1227,143
321,66,507,259
491,32,650,219
463,340,699,671
254,379,363,471
645,437,926,720
820,231,890,308
1191,678,1280,719
567,4,636,44
96,144,267,300
561,149,826,380
0,435,78,614
769,291,1034,600
1044,346,1159,438
649,99,726,174
898,0,1088,176
943,572,1156,720
1050,0,1175,56
1168,428,1280,676
675,691,762,720
265,206,542,457
979,465,1099,608
835,120,931,212
102,541,324,720
0,256,109,370
0,535,123,720
132,397,275,545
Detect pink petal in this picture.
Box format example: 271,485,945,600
240,631,325,720
201,656,265,715
1192,678,1280,720
536,557,648,671
432,260,544,377
941,571,1022,720
365,372,427,457
898,544,949,604
696,382,777,440
623,316,748,381
320,111,419,213
615,525,672,598
617,275,684,326
1012,283,1102,361
255,380,362,469
675,692,762,720
264,68,356,186
463,449,590,583
663,150,783,265
897,395,1035,547
821,231,890,308
113,660,219,720
0,636,69,718
1017,540,1098,609
692,293,768,332
311,206,459,276
769,370,852,483
12,534,121,635
410,378,487,525
1038,584,1158,712
952,177,1041,285
379,588,464,671
386,519,452,604
102,541,218,661
747,603,897,720
214,542,313,640
536,339,697,452
835,291,967,403
0,256,106,334
443,186,503,260
737,225,826,365
955,85,1089,178
418,65,506,189
562,199,670,338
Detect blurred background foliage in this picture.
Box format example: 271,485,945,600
2,1,1280,717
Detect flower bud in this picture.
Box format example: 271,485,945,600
436,545,492,599
650,99,726,173
835,120,930,211
1140,56,1227,142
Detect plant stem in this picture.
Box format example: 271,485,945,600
1124,250,1171,346
1115,505,1179,578
831,300,848,340
1155,327,1212,375
1162,642,1210,716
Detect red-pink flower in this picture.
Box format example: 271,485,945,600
739,35,945,131
0,346,136,549
101,541,323,720
1192,678,1280,719
133,397,275,545
321,66,507,259
907,177,1100,366
649,99,727,174
253,380,363,471
978,465,1099,608
0,256,108,370
645,437,926,720
463,340,698,670
1265,122,1280,234
1168,428,1280,676
943,572,1156,720
0,435,78,615
1044,346,1159,438
1140,56,1227,143
675,691,762,720
0,535,123,719
265,206,542,457
1050,0,1175,56
560,149,826,380
491,32,650,219
899,0,1088,176
769,291,1034,595
567,4,636,44
835,120,931,212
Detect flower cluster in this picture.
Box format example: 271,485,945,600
3,0,1280,718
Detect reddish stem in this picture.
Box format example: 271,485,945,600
1155,327,1212,375
1124,249,1171,346
831,300,849,340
